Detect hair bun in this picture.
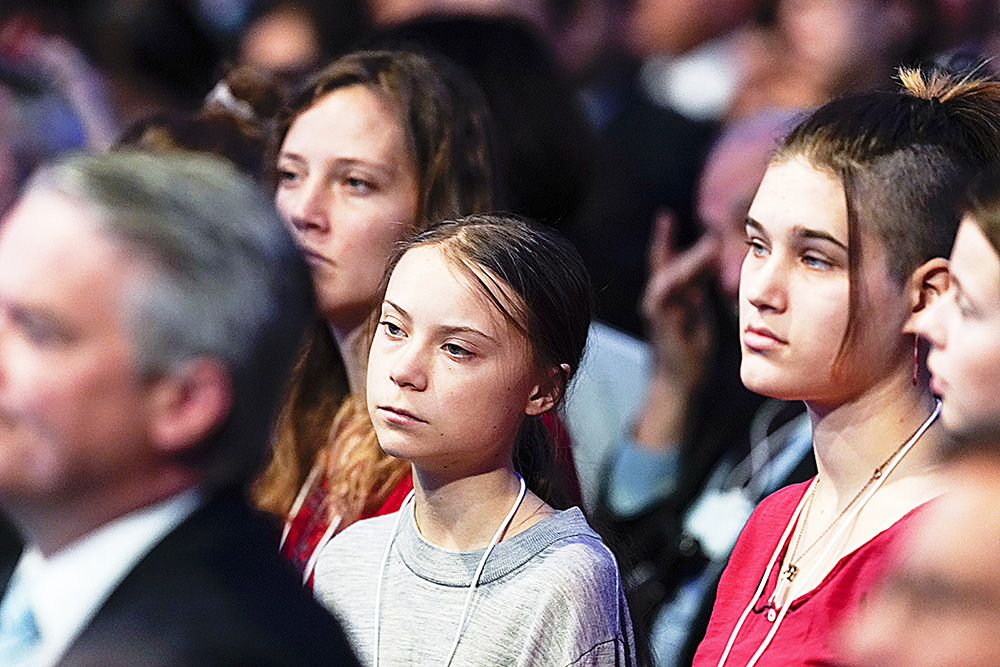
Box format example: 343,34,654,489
204,66,286,124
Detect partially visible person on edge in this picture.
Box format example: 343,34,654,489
840,164,1000,667
0,151,358,666
315,214,636,666
691,69,1000,667
839,437,1000,667
255,49,580,585
915,168,1000,440
593,109,816,667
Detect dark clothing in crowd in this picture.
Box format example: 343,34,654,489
1,492,359,667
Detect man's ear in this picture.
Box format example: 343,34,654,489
148,358,233,456
903,257,950,333
525,363,570,417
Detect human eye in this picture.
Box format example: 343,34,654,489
275,163,302,187
802,253,833,270
343,174,375,195
442,342,473,359
745,237,768,258
9,306,72,347
380,320,405,338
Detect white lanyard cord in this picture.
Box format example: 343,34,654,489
372,474,527,667
302,514,342,584
280,461,325,549
372,488,414,667
713,477,816,667
716,399,941,667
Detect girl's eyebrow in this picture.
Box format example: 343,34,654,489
745,217,767,235
383,299,498,344
276,152,306,165
382,299,411,321
745,217,848,252
436,324,497,344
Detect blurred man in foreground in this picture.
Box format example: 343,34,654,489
0,151,358,666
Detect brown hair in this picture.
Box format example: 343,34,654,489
966,169,1000,259
773,67,1000,368
271,49,498,225
255,50,498,522
117,67,286,180
382,214,592,507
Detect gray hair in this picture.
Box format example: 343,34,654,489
26,150,316,488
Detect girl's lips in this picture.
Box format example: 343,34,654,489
743,325,787,351
378,405,428,424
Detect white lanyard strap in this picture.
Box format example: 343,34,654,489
373,474,527,667
714,477,817,667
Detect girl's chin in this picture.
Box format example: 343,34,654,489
740,358,841,403
372,432,415,462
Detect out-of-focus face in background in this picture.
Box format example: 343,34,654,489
238,4,322,81
625,0,758,56
274,84,421,332
842,452,1000,667
0,189,158,509
776,0,917,93
696,115,788,302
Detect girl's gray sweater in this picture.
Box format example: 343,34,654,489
314,506,636,666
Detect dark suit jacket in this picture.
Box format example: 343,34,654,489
1,491,360,667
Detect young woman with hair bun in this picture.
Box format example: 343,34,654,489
692,69,1000,667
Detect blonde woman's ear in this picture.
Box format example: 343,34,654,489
903,256,950,333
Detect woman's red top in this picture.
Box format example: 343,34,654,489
691,479,927,667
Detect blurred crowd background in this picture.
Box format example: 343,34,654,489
2,3,999,665
3,0,997,337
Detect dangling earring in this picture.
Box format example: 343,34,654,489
912,335,920,385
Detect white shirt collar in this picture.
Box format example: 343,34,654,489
9,489,202,666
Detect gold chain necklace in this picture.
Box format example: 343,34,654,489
770,404,941,611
